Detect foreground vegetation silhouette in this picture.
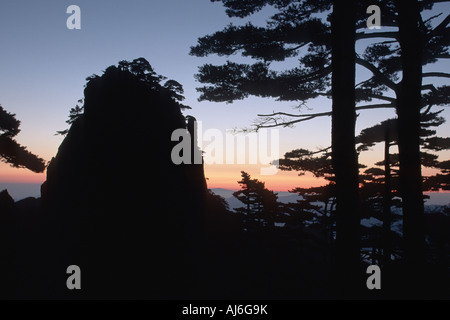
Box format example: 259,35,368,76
1,0,449,299
191,0,449,298
0,55,449,299
0,105,46,173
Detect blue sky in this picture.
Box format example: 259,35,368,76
0,0,449,194
0,0,305,158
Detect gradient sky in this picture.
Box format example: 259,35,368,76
0,0,449,195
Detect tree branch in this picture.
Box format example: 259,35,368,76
303,146,332,156
422,84,437,92
293,66,332,84
258,110,331,118
422,72,450,78
255,103,396,129
421,104,433,116
355,57,398,91
365,94,396,103
255,117,315,129
423,13,443,25
426,14,450,41
356,103,396,111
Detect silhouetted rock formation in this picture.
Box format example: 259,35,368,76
0,189,15,298
0,189,14,213
40,59,207,298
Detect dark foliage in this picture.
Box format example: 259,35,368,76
0,105,46,173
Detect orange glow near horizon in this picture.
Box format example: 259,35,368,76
204,163,327,191
0,161,448,194
0,163,46,184
0,161,326,191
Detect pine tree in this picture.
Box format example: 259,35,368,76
191,0,449,295
233,171,281,229
0,104,46,173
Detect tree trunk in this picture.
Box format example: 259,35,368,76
395,0,425,267
395,0,426,297
382,123,392,266
331,0,360,296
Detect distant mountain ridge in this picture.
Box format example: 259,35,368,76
211,188,450,210
1,184,449,207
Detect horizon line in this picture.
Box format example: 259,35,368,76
1,181,449,194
